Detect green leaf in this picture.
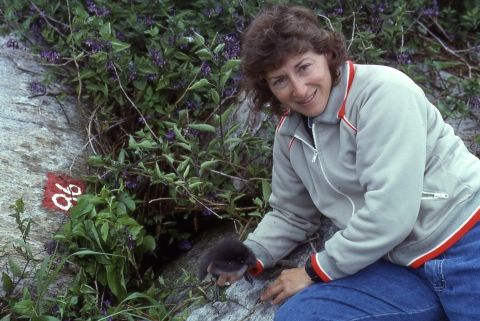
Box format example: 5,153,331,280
118,192,136,211
248,211,263,218
211,89,220,104
200,160,218,170
32,316,62,321
437,99,456,118
262,180,272,205
225,122,243,138
137,140,156,149
55,92,68,102
101,221,109,242
99,22,111,38
223,59,241,71
13,299,34,315
8,258,21,277
187,123,216,132
86,83,108,96
79,69,95,80
7,239,34,261
193,31,205,46
176,142,191,151
111,40,131,53
174,52,191,60
432,60,461,71
221,105,233,125
106,262,127,300
223,138,242,146
188,78,211,91
134,79,147,91
173,125,188,143
220,69,232,88
0,314,11,321
2,272,13,292
128,135,138,150
195,48,211,57
141,235,156,251
214,43,226,54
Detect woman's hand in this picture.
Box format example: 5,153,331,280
261,267,315,305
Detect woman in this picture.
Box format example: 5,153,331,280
211,4,480,320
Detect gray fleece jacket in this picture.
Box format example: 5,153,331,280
244,61,480,281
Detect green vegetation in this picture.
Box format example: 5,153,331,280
1,0,479,319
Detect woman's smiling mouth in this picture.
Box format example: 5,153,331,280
298,90,316,105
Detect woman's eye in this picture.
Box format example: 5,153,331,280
274,78,286,86
299,64,310,71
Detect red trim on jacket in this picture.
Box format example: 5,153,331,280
288,137,296,151
409,205,480,268
311,254,332,282
337,61,357,132
248,259,264,276
276,109,291,133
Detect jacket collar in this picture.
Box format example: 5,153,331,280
276,61,350,136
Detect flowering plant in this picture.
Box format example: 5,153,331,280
1,0,479,319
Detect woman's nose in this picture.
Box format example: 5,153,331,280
291,79,307,98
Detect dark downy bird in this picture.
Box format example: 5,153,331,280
198,239,257,301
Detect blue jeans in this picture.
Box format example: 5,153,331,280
275,222,480,321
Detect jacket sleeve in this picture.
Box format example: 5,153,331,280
314,68,429,280
244,132,321,269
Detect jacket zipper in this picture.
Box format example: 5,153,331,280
295,124,356,217
421,191,449,200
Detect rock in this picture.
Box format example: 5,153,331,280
0,34,87,297
159,217,337,321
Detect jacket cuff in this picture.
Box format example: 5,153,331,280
243,239,275,269
312,252,349,282
249,259,264,276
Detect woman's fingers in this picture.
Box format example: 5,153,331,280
261,267,315,305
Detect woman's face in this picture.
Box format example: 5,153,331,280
265,50,332,118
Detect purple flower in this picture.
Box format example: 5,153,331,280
149,49,168,67
421,0,439,16
178,239,191,250
396,50,414,64
5,39,19,49
174,82,184,89
30,82,46,94
144,15,154,27
185,100,202,110
371,2,387,13
105,60,115,70
84,38,106,53
44,240,59,255
116,32,127,42
165,128,175,141
49,305,59,314
38,50,62,64
469,95,480,109
128,62,137,80
328,7,343,16
86,0,110,17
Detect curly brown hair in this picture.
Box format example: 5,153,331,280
239,4,349,116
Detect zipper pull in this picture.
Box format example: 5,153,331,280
312,150,318,163
434,193,449,199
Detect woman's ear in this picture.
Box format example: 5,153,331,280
325,50,333,61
